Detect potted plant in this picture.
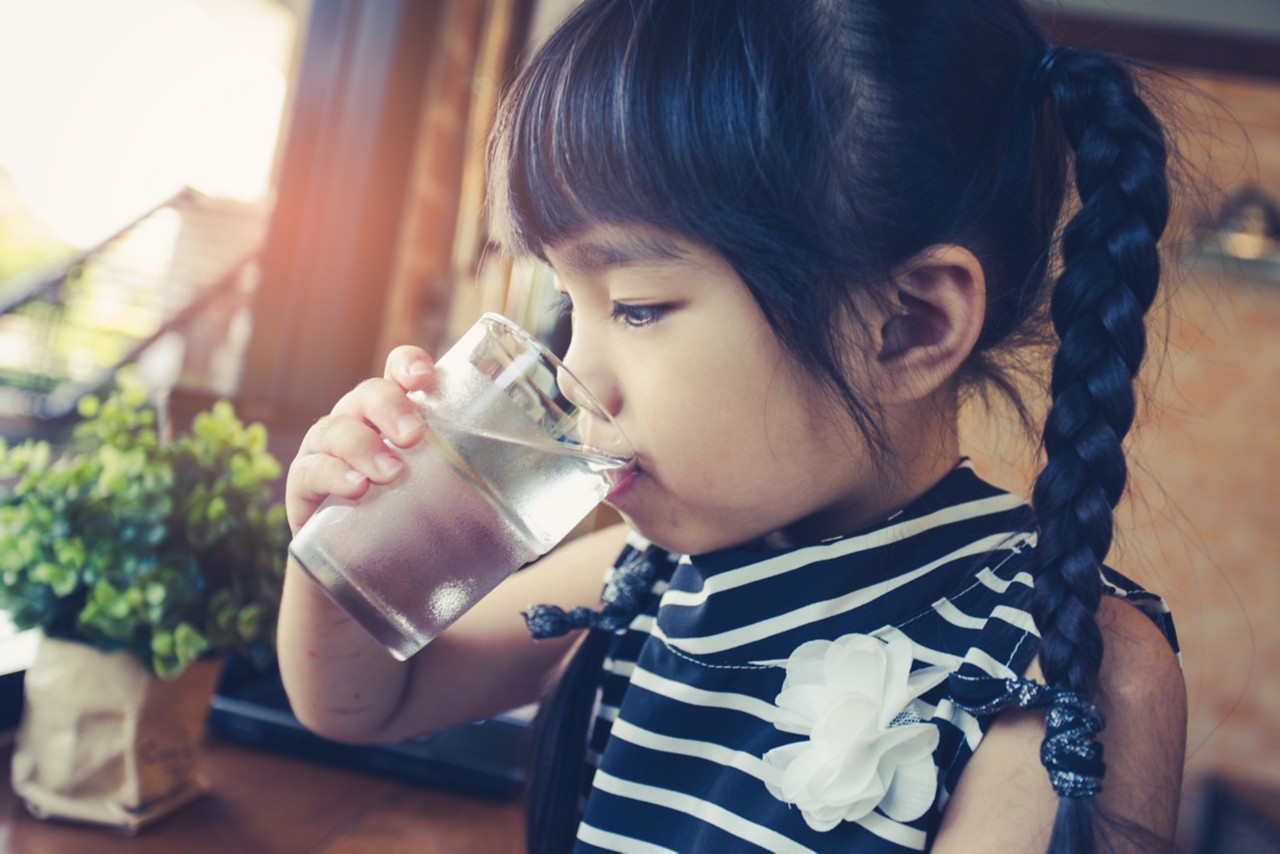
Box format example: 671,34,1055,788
0,373,288,831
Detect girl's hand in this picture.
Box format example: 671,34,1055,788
285,345,436,534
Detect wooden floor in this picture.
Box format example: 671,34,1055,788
0,736,525,853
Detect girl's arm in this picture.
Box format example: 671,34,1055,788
933,595,1187,852
276,343,631,744
278,523,628,743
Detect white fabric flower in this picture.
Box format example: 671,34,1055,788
761,633,949,832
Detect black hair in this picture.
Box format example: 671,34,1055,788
487,2,1170,852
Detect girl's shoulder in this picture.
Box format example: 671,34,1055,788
1098,564,1181,659
934,578,1187,852
939,548,1180,692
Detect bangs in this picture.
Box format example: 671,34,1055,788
487,1,819,259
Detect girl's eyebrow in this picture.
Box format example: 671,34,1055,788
563,232,685,271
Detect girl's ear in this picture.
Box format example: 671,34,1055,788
872,245,986,403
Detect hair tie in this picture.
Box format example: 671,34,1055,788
950,674,1106,798
1034,45,1068,97
1040,688,1107,798
524,545,659,640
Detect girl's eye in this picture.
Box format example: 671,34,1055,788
610,302,669,328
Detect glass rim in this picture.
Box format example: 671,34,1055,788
476,312,634,459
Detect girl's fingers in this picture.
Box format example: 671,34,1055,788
285,452,371,533
329,377,426,449
384,345,436,390
300,410,408,481
286,351,435,532
287,411,409,532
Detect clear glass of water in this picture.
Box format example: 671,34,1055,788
288,312,634,660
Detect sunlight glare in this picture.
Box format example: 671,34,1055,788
0,0,290,248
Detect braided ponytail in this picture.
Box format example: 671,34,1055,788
1029,47,1170,853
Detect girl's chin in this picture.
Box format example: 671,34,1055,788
610,509,753,558
602,473,770,555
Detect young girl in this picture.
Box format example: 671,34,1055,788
279,1,1187,851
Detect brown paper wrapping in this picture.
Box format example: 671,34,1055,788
11,635,223,833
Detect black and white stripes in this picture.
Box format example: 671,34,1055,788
571,462,1178,852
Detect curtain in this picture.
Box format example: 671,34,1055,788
239,0,533,420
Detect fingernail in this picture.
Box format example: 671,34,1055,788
375,453,403,476
345,469,366,485
396,414,421,438
408,359,432,377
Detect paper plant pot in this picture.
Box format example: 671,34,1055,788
10,635,223,833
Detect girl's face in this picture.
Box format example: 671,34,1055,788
546,223,892,555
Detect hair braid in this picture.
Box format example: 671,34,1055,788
1030,49,1170,852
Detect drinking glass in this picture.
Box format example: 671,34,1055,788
289,313,633,660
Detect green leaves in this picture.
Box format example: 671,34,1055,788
150,622,212,680
32,561,78,597
0,374,288,680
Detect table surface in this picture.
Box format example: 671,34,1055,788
0,736,526,853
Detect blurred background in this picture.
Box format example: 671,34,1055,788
0,0,1276,848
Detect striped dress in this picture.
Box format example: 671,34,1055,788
572,461,1179,852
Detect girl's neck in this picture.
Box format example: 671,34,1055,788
765,402,962,550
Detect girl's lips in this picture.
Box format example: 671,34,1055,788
606,464,641,502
